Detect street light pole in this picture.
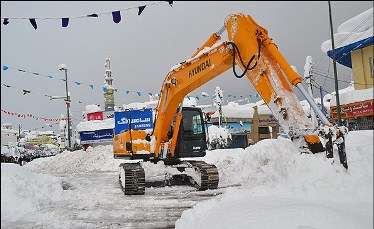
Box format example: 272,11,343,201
328,1,342,126
64,68,72,149
59,64,72,149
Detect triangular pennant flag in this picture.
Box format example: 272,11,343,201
167,1,173,7
29,18,37,30
87,13,98,17
22,89,31,95
102,86,107,92
89,84,94,90
126,90,130,94
138,5,146,15
74,81,81,85
3,18,9,25
3,65,8,70
137,91,141,96
112,11,121,23
33,72,39,75
1,83,10,87
18,69,26,72
47,75,54,79
195,96,199,100
62,18,69,27
148,92,153,96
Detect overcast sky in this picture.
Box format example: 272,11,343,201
1,1,372,132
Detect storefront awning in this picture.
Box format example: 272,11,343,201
326,36,373,68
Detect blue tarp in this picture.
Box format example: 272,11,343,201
326,36,373,68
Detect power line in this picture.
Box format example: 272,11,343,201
311,71,373,86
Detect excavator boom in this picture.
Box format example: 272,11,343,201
150,13,336,160
114,13,348,195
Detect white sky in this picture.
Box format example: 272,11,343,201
1,1,372,132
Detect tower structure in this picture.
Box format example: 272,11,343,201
104,57,115,111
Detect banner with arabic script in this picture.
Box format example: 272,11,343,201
79,128,114,144
114,108,153,135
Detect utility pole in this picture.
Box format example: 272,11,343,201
59,64,71,149
328,1,342,126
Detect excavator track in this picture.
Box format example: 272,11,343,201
187,161,219,190
119,163,145,195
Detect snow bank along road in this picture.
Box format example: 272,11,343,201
2,145,223,229
1,130,373,229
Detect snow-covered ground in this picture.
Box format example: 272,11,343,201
1,130,372,228
1,163,64,226
176,130,373,229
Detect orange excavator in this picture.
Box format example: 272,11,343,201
113,13,348,195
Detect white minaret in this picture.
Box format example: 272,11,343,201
104,57,115,111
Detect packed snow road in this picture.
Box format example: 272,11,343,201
2,170,222,229
2,145,226,229
2,130,373,229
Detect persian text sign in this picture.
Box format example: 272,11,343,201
331,99,374,119
114,109,153,135
79,128,114,144
87,111,103,121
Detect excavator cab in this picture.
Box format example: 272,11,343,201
175,107,207,158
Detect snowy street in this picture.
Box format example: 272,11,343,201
3,170,222,229
1,144,226,229
2,130,373,229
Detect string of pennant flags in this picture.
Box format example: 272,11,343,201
1,108,70,122
2,64,260,102
3,65,96,91
1,82,89,105
1,1,174,30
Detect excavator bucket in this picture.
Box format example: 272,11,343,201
303,134,325,154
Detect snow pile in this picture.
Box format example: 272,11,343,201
203,137,299,187
25,145,121,174
321,7,373,53
1,163,63,222
207,125,232,149
177,130,373,229
76,118,114,132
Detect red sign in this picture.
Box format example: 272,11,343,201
331,99,374,119
87,111,103,121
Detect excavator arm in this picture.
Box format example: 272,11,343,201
115,13,348,196
151,13,345,162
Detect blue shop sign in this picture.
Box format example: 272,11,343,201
114,108,153,135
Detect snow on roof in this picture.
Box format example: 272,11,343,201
330,87,373,106
123,100,158,110
321,7,373,53
76,118,114,132
85,104,102,113
123,96,199,110
211,102,254,119
1,128,18,134
182,97,198,107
